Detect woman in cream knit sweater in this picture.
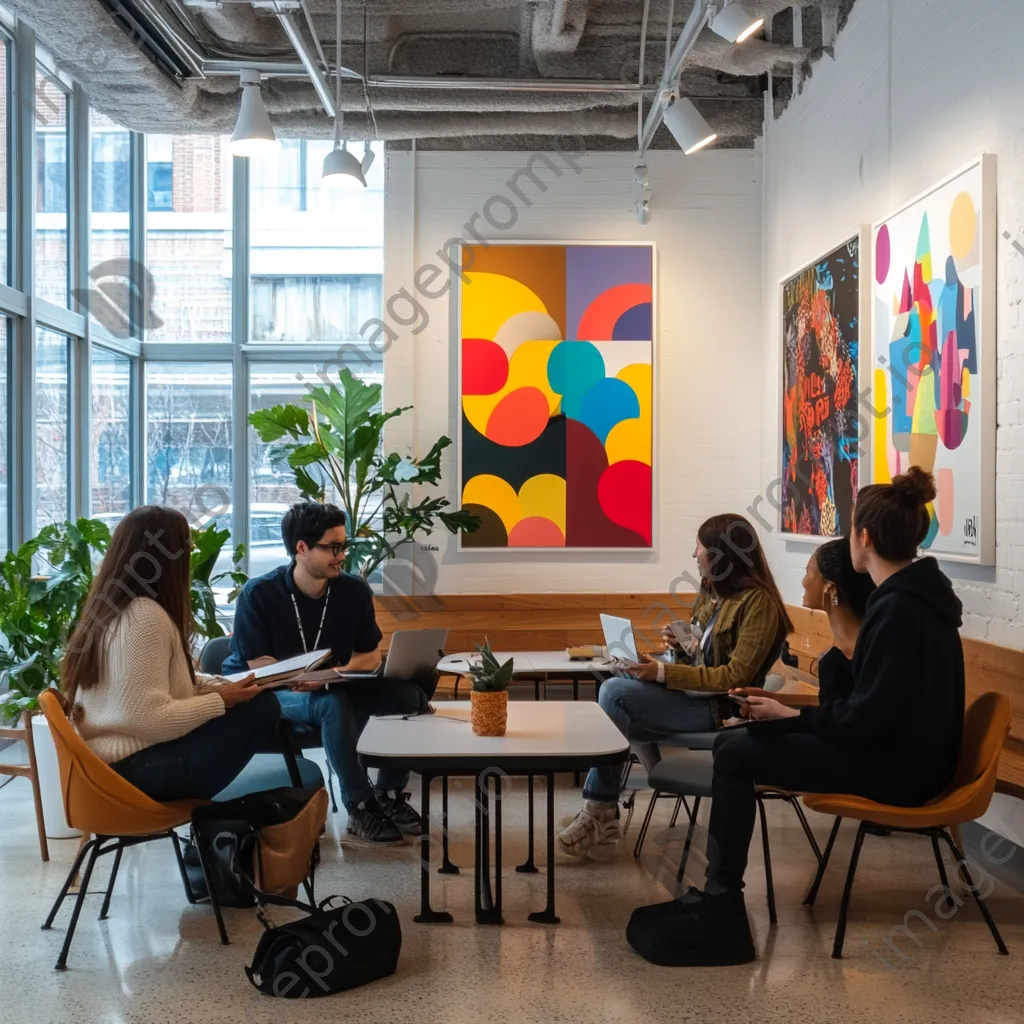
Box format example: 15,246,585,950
61,506,282,802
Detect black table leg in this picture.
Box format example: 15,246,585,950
475,770,503,924
528,772,560,924
438,776,459,875
414,774,453,924
516,774,538,873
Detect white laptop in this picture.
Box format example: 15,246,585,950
599,614,672,665
337,628,449,680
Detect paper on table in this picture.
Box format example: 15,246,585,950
223,648,332,687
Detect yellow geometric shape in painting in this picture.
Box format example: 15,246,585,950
518,474,566,534
911,366,939,436
605,418,652,467
462,474,522,533
462,394,502,438
949,191,976,262
462,340,561,436
616,363,652,424
462,273,548,342
873,368,891,484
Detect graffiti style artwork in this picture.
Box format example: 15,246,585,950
871,157,995,563
781,237,860,537
459,243,654,549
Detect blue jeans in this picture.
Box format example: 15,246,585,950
276,680,426,810
111,690,282,801
583,677,717,802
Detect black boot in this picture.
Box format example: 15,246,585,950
626,890,755,967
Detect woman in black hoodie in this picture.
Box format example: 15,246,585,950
626,467,965,967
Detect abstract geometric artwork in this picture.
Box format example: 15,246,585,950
458,243,654,549
871,156,996,563
780,236,860,537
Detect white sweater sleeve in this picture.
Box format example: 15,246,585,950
105,602,226,747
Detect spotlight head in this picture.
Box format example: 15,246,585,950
360,141,376,176
321,142,367,189
633,163,649,187
662,95,718,155
710,0,765,44
636,198,651,226
230,69,278,157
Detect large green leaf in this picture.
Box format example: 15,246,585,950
249,404,311,442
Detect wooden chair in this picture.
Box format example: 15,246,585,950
0,710,48,861
802,692,1012,959
36,691,226,970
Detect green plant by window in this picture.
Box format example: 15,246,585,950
190,521,247,641
249,367,480,580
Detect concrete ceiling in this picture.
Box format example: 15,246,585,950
12,0,859,149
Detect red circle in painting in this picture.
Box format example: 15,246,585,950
597,461,652,544
463,338,509,396
508,517,565,547
485,387,551,446
875,225,891,284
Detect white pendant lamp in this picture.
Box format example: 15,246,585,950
230,69,278,157
710,0,765,44
321,0,367,189
663,95,718,155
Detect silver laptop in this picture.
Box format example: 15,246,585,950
600,614,671,664
338,628,448,679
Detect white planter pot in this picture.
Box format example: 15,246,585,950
31,715,81,840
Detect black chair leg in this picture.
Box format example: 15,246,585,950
193,824,230,945
831,822,867,959
43,835,97,931
668,796,684,828
55,839,104,970
939,830,1009,955
633,791,661,859
804,816,842,906
931,832,952,893
757,796,777,925
99,842,124,920
676,796,701,884
170,831,198,904
326,762,339,814
787,796,823,863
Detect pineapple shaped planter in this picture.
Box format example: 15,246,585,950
468,642,514,737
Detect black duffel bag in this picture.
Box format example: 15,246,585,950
245,892,402,998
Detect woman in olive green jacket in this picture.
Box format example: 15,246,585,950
558,513,793,859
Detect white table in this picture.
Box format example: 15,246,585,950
357,701,629,925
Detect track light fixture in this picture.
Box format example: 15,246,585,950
662,95,718,155
230,69,278,157
710,0,765,44
633,163,649,187
360,140,375,176
636,196,651,226
321,0,367,189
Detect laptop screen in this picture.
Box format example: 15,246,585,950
600,614,638,662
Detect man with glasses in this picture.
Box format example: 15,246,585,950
223,501,425,846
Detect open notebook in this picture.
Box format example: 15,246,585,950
222,648,332,688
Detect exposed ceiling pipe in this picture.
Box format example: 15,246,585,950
640,0,713,151
274,7,336,118
367,75,650,93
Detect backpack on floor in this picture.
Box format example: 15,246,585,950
182,785,328,908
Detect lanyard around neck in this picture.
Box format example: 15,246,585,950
291,585,329,654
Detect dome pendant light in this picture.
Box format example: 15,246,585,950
321,0,366,189
230,69,278,157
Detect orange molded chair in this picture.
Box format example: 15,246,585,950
801,691,1011,959
38,690,227,970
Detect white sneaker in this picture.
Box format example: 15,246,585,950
557,800,623,858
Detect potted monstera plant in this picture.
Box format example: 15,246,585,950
468,641,514,737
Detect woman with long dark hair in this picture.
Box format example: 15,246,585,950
558,513,792,859
626,468,965,968
63,506,282,801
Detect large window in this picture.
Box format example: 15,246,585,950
146,135,232,343
91,347,132,524
35,68,69,307
90,111,131,336
145,362,232,524
35,328,69,529
0,36,10,286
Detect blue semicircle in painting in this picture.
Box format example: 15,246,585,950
611,303,652,341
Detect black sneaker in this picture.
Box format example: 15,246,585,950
342,798,404,847
376,790,423,837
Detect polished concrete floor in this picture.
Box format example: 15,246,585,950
2,754,1022,1024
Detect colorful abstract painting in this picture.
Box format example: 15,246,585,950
458,243,653,549
871,158,994,563
781,237,860,537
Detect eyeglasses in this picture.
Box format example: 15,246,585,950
312,541,349,557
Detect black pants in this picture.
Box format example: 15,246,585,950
111,690,282,801
706,728,940,892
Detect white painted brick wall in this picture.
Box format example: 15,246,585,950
382,148,763,595
761,0,1024,645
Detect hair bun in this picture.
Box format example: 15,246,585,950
891,466,937,506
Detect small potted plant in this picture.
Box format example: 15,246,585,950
468,641,513,737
